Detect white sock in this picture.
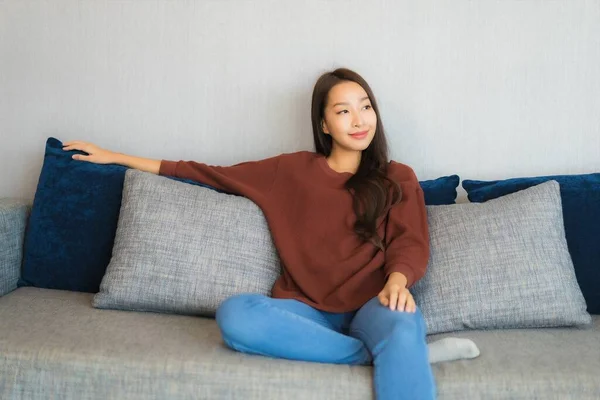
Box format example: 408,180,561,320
427,337,480,364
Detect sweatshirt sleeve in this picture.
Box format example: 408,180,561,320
159,155,281,201
383,165,430,289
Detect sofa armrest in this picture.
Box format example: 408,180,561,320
0,198,30,297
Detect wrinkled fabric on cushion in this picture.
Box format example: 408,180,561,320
93,170,281,316
412,180,591,335
463,172,600,314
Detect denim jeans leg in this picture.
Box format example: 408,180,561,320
349,296,437,400
215,293,372,365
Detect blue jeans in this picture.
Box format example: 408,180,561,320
215,293,437,400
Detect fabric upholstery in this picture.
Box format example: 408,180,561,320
0,199,29,297
419,174,460,205
93,170,282,316
412,180,591,334
463,172,600,314
20,137,128,292
1,287,599,399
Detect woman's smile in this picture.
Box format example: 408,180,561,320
349,130,369,139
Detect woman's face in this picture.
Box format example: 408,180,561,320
322,81,377,153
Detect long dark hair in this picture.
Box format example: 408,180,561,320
311,68,402,251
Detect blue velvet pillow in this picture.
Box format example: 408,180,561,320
20,137,216,293
418,175,460,205
20,138,129,292
463,173,600,314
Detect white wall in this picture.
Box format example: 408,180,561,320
1,0,599,202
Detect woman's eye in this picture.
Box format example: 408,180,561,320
364,105,372,110
337,110,348,114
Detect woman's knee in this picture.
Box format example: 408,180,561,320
382,306,426,337
388,309,427,343
215,293,269,344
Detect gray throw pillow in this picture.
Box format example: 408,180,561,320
92,170,281,316
411,180,591,335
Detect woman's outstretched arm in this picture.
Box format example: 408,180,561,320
63,141,161,174
62,140,281,201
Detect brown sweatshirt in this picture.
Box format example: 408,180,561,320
159,151,430,313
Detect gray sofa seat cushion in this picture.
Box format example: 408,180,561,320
1,287,371,400
1,287,599,400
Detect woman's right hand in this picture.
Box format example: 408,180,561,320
62,141,118,165
62,140,162,174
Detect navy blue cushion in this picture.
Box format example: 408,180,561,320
21,137,460,293
419,175,460,205
20,138,128,292
463,174,600,314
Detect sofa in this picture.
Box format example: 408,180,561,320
1,138,599,399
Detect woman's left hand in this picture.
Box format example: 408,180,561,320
378,281,416,313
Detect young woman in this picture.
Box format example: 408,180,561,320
63,68,478,400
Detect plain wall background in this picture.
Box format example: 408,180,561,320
1,0,599,202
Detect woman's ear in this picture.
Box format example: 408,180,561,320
322,120,329,134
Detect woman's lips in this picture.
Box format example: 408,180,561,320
349,130,368,139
